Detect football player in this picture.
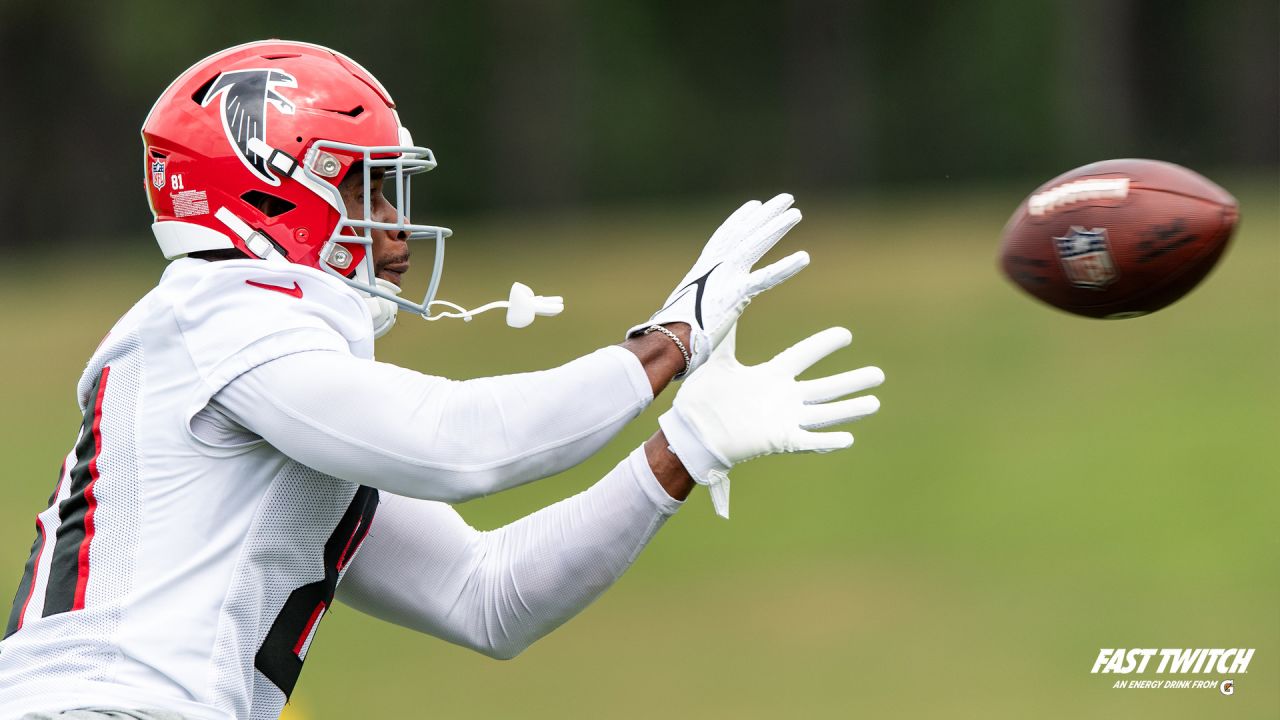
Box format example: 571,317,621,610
0,41,884,720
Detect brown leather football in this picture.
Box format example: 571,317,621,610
999,159,1239,318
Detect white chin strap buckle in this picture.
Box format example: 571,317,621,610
423,282,564,328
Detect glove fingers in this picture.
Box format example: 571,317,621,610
794,430,854,453
799,365,885,403
800,395,881,430
742,208,803,267
770,327,853,376
710,199,764,245
745,250,810,298
751,193,796,228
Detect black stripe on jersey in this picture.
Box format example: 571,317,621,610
4,518,48,639
4,459,66,638
43,369,108,617
256,485,379,697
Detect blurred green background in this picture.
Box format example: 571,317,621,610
1,1,1277,718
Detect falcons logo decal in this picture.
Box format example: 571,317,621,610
201,69,297,185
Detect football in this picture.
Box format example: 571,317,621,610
999,159,1239,319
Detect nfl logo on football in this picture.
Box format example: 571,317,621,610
1054,226,1117,288
151,158,167,190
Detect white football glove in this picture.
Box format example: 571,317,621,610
629,194,809,376
659,325,884,518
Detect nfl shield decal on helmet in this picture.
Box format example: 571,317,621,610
151,158,167,190
1054,226,1118,289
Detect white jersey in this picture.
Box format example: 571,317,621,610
0,257,680,720
0,259,379,720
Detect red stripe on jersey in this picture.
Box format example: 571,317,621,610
19,459,69,629
19,457,71,631
335,519,362,571
72,365,110,611
293,601,327,657
14,518,48,632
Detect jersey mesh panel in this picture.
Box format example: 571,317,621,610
208,462,357,720
0,333,144,686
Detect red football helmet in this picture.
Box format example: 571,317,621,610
142,40,452,319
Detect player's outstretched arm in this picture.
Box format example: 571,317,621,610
335,437,687,660
332,329,879,659
212,346,658,503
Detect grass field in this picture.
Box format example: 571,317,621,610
1,182,1276,718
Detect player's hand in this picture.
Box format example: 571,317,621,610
629,194,808,377
658,325,884,518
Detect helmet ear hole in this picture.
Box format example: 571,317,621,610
241,191,296,217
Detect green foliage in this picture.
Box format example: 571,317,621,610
0,0,1274,241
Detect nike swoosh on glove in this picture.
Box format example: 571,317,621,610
629,194,809,377
658,325,884,518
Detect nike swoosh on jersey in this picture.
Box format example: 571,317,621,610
245,280,304,299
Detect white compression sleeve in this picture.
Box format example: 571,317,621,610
210,346,653,502
335,445,682,659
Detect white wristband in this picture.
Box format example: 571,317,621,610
659,408,732,518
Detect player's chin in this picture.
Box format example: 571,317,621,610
377,270,404,287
